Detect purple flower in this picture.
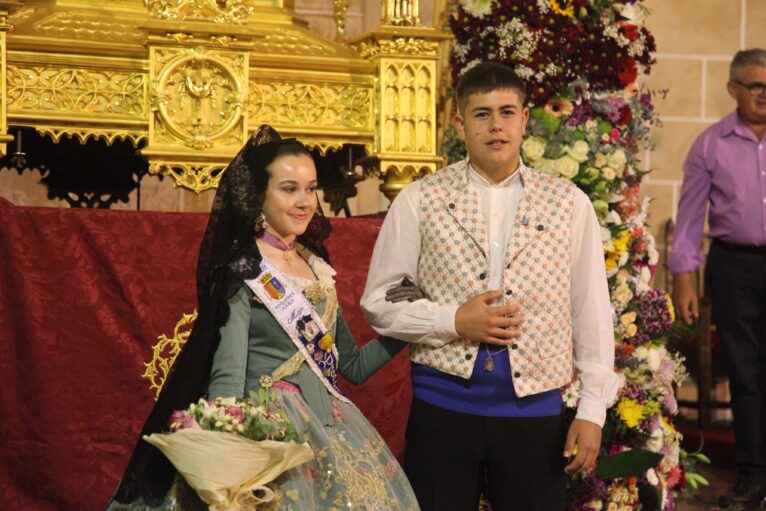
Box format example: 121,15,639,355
638,289,673,336
663,389,678,414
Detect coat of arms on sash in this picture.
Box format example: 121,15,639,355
259,272,285,300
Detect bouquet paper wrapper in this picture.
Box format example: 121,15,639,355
144,429,313,510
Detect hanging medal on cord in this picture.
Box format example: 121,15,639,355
483,293,513,372
483,345,508,372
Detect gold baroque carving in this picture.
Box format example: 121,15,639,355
248,81,372,129
378,162,434,202
36,127,147,146
7,65,147,116
145,0,256,24
251,31,332,56
149,161,227,193
34,12,144,44
9,7,35,27
303,140,345,156
152,48,245,150
143,310,197,399
355,37,439,58
333,0,348,43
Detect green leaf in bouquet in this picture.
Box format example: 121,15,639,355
597,120,613,135
530,107,561,134
593,449,663,480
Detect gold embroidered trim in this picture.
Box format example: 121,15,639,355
270,352,306,382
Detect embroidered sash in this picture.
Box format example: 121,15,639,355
245,259,350,404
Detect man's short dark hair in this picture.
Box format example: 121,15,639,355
455,62,527,113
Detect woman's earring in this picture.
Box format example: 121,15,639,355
254,211,266,233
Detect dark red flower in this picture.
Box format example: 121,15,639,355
618,57,638,86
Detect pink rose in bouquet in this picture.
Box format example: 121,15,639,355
168,410,201,432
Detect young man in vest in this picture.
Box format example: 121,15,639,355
361,62,621,510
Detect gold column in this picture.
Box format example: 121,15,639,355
0,1,20,157
350,5,450,202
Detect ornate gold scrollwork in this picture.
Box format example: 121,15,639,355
251,31,334,56
149,161,228,193
248,81,373,129
145,0,256,24
36,127,146,146
378,161,434,201
333,0,348,43
151,48,245,150
143,310,198,399
34,12,145,44
6,65,147,116
354,37,440,58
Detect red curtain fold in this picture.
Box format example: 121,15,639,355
0,201,411,511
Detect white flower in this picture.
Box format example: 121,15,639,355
647,347,661,372
646,428,664,453
561,378,581,408
608,149,627,171
594,152,608,168
605,210,622,225
646,467,659,486
459,0,493,18
618,251,629,266
555,155,580,179
566,140,590,163
536,158,558,176
522,136,547,161
515,65,534,80
601,227,612,243
615,2,645,24
601,166,617,181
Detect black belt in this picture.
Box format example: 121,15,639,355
713,238,766,255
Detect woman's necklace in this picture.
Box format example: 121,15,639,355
258,230,296,264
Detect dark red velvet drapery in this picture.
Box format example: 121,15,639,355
0,200,411,511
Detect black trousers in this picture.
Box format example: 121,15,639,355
404,398,567,511
706,241,766,482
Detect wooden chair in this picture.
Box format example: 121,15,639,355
664,219,730,429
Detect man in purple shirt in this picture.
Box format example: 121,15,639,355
669,48,766,510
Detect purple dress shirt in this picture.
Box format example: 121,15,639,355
667,110,766,274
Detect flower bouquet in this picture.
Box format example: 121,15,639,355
144,389,313,511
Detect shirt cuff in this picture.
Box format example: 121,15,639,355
434,304,459,338
575,397,608,428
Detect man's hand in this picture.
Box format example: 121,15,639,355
672,271,699,325
385,278,425,303
563,419,602,474
454,290,523,346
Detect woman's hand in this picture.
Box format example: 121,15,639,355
385,278,425,303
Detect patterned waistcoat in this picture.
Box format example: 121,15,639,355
412,160,576,397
